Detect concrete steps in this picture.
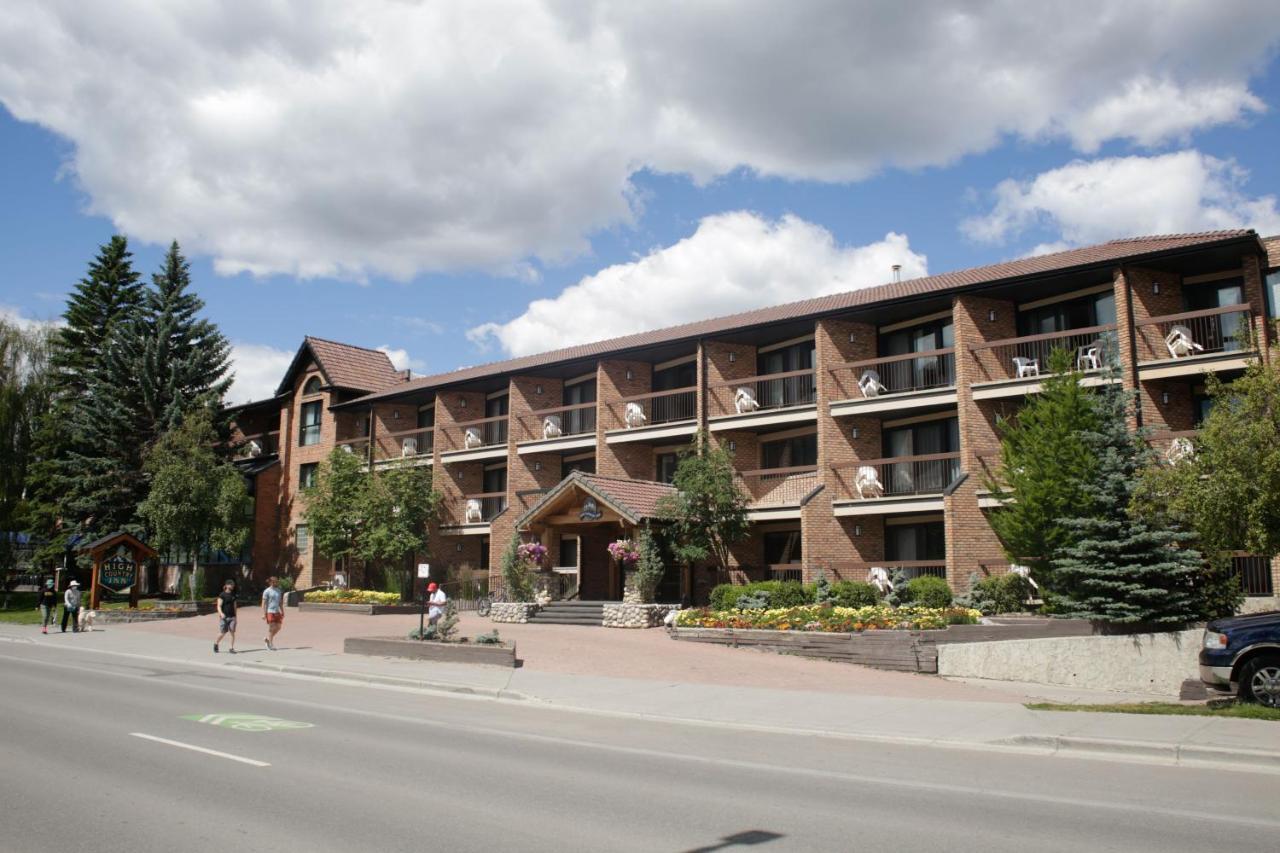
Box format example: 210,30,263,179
527,600,605,626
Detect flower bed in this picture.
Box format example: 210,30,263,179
675,604,981,632
303,589,402,605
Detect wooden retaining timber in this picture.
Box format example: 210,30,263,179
672,628,939,673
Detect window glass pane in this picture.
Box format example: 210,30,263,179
482,467,506,493
299,463,318,489
1093,292,1116,326
885,427,913,458
296,525,309,553
656,453,679,484
299,401,321,446
559,536,579,568
564,455,595,475
1267,272,1280,319
763,530,802,564
417,406,434,429
653,361,696,390
564,380,597,405
479,537,490,571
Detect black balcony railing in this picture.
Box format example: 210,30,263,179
832,453,962,500
830,349,955,400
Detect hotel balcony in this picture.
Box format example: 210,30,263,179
1135,304,1255,379
829,348,956,417
439,415,509,463
372,426,433,467
831,452,961,516
605,387,698,445
708,369,817,431
440,492,507,534
820,559,948,582
736,466,821,521
969,323,1118,400
234,430,280,459
517,401,597,455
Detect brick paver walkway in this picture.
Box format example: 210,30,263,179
118,607,1029,702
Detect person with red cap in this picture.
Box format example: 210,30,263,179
427,581,447,629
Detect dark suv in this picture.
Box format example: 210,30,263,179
1200,610,1280,706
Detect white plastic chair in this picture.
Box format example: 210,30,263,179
734,387,760,414
542,415,562,439
1165,325,1204,359
1076,343,1102,371
867,566,892,594
858,369,888,398
463,427,483,449
1012,357,1039,378
1165,437,1195,465
854,465,884,499
401,437,418,457
623,402,646,428
464,499,483,523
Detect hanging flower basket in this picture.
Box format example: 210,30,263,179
608,539,641,566
516,541,548,569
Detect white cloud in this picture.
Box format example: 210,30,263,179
0,304,62,332
468,212,927,356
376,345,427,375
226,341,294,405
0,2,1275,280
961,151,1280,249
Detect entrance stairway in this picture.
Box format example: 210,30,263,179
527,600,605,626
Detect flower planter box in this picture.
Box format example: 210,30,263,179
298,602,421,615
671,626,939,672
344,636,517,667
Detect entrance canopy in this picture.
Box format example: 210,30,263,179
517,471,676,534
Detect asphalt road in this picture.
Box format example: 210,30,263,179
1,641,1276,853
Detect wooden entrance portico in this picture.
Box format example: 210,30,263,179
516,471,676,601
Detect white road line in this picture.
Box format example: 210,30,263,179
129,733,270,767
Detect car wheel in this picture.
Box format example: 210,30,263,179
1238,654,1280,708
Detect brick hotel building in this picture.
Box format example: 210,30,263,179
228,229,1280,604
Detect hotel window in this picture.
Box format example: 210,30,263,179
299,401,322,446
885,521,945,563
479,537,490,572
882,418,961,494
558,535,580,569
1185,277,1246,352
878,318,955,390
1267,270,1280,320
757,339,814,376
655,452,680,484
756,339,816,408
299,463,318,490
417,405,435,429
563,378,597,434
296,524,310,553
482,466,507,495
760,433,817,469
653,360,697,390
763,530,802,565
1018,290,1115,335
303,376,322,395
564,455,595,476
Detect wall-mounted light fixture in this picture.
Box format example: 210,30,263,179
854,524,863,536
728,352,736,363
459,397,467,408
625,368,633,381
728,440,737,451
392,410,400,419
848,332,856,343
534,461,542,471
456,543,463,552
988,309,997,322
1153,282,1161,295
852,426,860,439
535,384,543,395
1161,390,1170,405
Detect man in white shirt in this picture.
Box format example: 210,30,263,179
427,582,447,628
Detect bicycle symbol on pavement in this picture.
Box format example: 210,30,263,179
182,713,315,732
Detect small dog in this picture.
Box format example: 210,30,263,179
77,609,96,632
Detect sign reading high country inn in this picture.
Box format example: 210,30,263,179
99,546,137,592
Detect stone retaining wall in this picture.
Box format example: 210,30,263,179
488,602,540,623
936,628,1202,696
602,603,679,629
91,608,202,624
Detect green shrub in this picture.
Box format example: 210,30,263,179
831,580,880,608
964,573,1034,614
710,580,816,610
906,576,953,608
474,630,502,645
771,581,811,608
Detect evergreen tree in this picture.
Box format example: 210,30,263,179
1051,377,1204,627
31,236,145,549
987,350,1099,578
0,320,52,569
132,242,233,441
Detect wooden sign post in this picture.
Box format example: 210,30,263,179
79,532,158,610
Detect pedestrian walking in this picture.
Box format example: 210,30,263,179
61,580,81,633
427,582,447,628
214,579,238,654
261,576,284,650
38,580,57,634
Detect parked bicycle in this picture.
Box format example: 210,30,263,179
475,586,505,617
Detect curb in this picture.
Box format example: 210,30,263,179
999,734,1280,772
228,660,529,702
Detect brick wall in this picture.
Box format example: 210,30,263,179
250,462,282,583
596,359,653,476
704,340,756,418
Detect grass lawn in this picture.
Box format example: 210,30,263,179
0,592,172,624
1026,701,1280,722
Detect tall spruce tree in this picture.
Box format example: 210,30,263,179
1050,376,1205,627
132,242,233,442
31,236,145,550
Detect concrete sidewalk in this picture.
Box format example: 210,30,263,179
3,620,1278,773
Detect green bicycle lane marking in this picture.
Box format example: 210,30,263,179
181,713,315,732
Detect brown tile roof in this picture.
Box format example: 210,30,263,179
517,471,675,528
346,229,1261,406
276,337,408,396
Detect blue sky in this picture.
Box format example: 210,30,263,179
2,2,1279,402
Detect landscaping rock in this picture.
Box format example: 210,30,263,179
488,602,540,623
602,603,679,629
